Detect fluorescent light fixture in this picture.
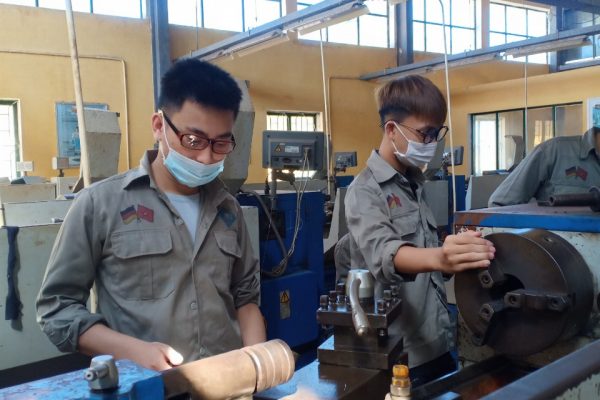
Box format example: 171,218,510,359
286,2,369,35
505,35,591,58
203,30,288,61
230,33,289,58
387,0,408,4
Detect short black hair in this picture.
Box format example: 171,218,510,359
376,75,447,127
158,59,242,117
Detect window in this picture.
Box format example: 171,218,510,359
0,101,20,180
490,2,548,63
167,0,282,32
562,10,600,64
0,0,145,18
266,111,321,179
413,0,476,54
298,0,393,48
471,103,582,175
267,111,318,132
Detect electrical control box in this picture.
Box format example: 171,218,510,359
262,130,324,171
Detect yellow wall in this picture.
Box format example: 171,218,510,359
1,4,597,183
0,4,154,178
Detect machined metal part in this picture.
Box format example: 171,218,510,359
163,339,294,399
455,229,593,357
548,186,600,212
317,289,404,370
348,278,370,336
346,269,374,300
84,355,119,391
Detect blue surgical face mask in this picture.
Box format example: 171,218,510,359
159,112,225,187
389,121,438,169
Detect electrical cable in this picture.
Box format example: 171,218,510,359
438,0,458,220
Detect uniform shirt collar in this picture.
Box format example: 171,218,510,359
366,150,425,184
581,127,600,159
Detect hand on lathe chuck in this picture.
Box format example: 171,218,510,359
439,230,495,273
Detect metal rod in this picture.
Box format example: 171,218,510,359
64,0,91,187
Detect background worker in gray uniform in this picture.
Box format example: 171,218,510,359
36,59,265,371
342,75,496,386
489,127,600,207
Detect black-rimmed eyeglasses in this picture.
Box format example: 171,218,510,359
162,112,236,154
392,122,449,144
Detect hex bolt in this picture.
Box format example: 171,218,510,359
328,290,337,303
319,295,329,309
390,285,399,298
478,269,506,289
376,299,387,314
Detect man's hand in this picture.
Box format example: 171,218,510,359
78,324,183,371
123,341,184,371
439,230,495,273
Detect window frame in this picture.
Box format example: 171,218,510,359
0,100,22,180
412,0,477,54
470,101,582,175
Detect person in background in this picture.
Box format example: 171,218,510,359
37,59,265,371
488,127,600,207
340,75,495,386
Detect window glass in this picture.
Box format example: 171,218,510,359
359,14,388,48
328,19,358,45
526,107,553,151
365,0,387,15
506,6,527,35
489,32,505,46
506,34,526,43
473,114,497,175
498,110,523,170
427,0,449,25
555,104,582,136
425,23,446,53
413,21,425,51
38,0,90,12
204,0,243,32
0,0,35,5
413,0,424,21
489,3,505,32
244,0,281,30
527,10,547,37
168,0,200,27
451,27,474,53
93,0,142,18
451,0,474,28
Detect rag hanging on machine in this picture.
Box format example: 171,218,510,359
4,226,22,321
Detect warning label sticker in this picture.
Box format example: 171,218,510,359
280,290,290,320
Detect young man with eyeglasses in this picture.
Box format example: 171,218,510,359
339,75,495,386
36,59,265,371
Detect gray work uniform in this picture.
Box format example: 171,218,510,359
36,150,260,362
489,128,600,207
343,150,452,368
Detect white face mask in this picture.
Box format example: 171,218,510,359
389,121,438,169
158,111,224,187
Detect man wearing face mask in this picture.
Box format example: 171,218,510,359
340,75,495,386
36,59,265,371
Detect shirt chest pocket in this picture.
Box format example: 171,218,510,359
109,229,174,300
390,209,422,245
206,230,241,291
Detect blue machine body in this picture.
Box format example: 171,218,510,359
237,191,325,348
454,204,600,233
0,360,163,399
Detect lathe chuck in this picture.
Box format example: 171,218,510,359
455,229,593,357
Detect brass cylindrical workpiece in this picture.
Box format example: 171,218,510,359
162,339,295,399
